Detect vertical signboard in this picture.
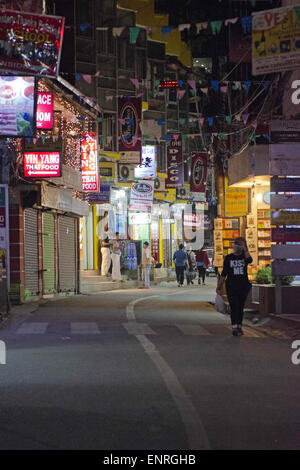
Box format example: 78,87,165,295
166,134,184,189
118,97,142,164
81,133,99,192
36,92,53,130
190,152,208,193
0,184,9,285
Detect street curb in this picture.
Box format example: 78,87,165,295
0,300,48,332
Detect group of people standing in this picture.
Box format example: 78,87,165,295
173,245,210,288
100,225,122,282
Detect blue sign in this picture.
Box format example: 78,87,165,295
86,185,110,203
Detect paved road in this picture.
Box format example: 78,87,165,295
0,278,299,450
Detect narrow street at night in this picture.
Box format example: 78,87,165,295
0,280,299,451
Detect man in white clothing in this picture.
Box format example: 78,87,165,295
139,241,151,289
111,232,122,282
101,224,112,276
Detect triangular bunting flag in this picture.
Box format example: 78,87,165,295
211,20,222,35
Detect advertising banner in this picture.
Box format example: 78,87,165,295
190,152,208,193
271,176,300,192
252,6,300,75
118,96,142,164
129,180,154,212
24,152,61,177
134,145,157,179
81,133,99,193
0,10,65,77
225,178,248,217
271,194,300,209
270,120,300,143
272,227,300,242
36,92,53,130
0,76,35,137
166,134,184,189
85,186,111,204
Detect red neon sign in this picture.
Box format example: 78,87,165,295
81,133,99,192
24,152,61,177
36,92,53,129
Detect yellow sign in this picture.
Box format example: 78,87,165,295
99,162,115,180
252,6,300,75
225,178,248,217
154,188,176,203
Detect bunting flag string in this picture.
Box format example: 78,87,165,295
76,11,254,41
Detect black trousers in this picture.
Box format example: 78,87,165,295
197,266,206,283
227,287,251,326
176,266,185,285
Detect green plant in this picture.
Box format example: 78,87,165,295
256,266,272,285
255,265,294,286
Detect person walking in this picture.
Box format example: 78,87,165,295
216,237,252,337
173,244,189,287
139,241,151,289
101,224,113,276
195,248,210,285
186,249,196,285
111,232,122,282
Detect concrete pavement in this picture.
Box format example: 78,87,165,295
0,278,300,449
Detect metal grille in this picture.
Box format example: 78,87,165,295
58,216,76,292
24,208,39,296
42,212,55,294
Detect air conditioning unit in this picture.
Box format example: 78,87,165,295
118,164,135,181
177,186,190,199
154,176,165,192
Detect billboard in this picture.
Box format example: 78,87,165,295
190,152,208,193
129,180,154,212
81,133,99,192
24,152,61,177
118,96,142,164
0,10,65,77
165,134,184,189
0,76,35,136
134,146,157,179
36,92,53,129
252,6,300,75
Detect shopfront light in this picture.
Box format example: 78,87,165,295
256,193,262,203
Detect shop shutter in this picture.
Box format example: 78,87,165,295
42,212,55,294
24,208,39,296
58,216,76,292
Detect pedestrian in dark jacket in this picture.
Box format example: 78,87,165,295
173,244,189,287
195,248,210,285
216,237,252,336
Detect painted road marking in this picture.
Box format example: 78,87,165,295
175,324,212,336
126,292,211,450
16,322,48,334
123,322,157,335
70,322,100,335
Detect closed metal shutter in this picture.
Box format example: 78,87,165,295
42,212,55,294
58,216,76,292
24,208,39,296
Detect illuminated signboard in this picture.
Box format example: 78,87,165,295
0,76,35,137
24,152,61,177
134,146,157,179
36,92,53,129
159,80,179,89
81,133,99,192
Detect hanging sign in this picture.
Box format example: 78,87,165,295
252,6,300,75
24,152,61,177
272,227,300,242
0,10,65,77
271,210,300,225
85,185,110,203
134,145,157,179
118,96,142,164
129,180,154,212
225,177,248,217
36,92,53,129
190,152,208,193
271,176,300,192
81,133,99,192
166,134,184,189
